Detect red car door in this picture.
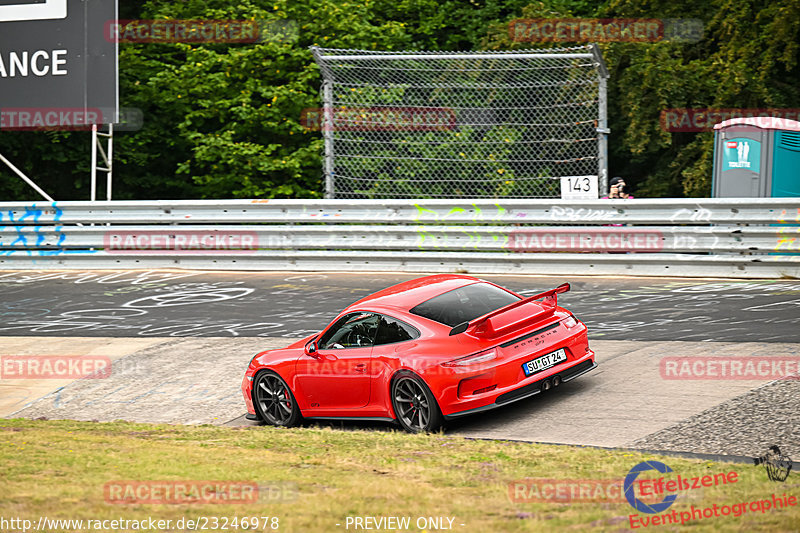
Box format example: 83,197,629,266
294,312,378,410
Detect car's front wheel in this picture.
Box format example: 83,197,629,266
253,370,302,427
391,372,443,433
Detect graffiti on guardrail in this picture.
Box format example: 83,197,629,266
775,228,800,252
407,201,663,224
777,209,800,224
413,203,508,222
549,206,619,222
0,202,82,257
2,200,800,279
0,270,199,285
416,230,508,249
0,205,44,253
410,227,786,252
668,207,713,223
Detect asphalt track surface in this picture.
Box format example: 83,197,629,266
2,270,799,462
1,270,799,342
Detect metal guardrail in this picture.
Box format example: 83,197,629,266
1,198,799,278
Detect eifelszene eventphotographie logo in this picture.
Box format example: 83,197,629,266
624,460,797,528
624,461,679,514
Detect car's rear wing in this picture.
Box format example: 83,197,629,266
449,282,570,336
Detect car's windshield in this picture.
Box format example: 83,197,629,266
409,282,520,327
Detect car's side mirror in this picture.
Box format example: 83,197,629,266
305,340,318,356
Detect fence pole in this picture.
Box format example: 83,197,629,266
598,76,609,197
323,81,335,199
592,43,610,197
91,125,98,202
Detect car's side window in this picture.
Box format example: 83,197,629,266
318,312,380,350
374,315,420,346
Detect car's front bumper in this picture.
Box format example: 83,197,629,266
242,371,256,416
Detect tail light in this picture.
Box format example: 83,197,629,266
442,348,498,368
562,314,579,329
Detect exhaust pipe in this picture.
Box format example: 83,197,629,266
541,378,552,392
552,375,562,388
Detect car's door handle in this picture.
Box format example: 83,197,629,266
354,363,367,373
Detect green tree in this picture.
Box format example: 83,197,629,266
601,0,800,196
1,0,797,200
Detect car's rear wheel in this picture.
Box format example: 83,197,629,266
253,370,302,427
391,372,443,433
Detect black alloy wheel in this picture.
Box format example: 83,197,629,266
391,372,443,433
253,370,302,427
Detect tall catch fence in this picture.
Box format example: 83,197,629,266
310,46,609,199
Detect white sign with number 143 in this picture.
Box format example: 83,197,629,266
560,176,598,199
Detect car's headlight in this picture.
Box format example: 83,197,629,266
442,348,498,367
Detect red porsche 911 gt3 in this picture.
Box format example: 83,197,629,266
242,274,596,433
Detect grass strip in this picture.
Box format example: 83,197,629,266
1,419,798,532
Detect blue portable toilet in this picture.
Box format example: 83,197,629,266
712,117,800,197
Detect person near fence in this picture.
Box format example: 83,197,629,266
603,178,633,247
604,176,633,199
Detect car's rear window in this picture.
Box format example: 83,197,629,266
409,282,520,327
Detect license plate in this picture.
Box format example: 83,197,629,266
522,348,567,376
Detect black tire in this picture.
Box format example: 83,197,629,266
253,370,302,427
391,371,443,433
